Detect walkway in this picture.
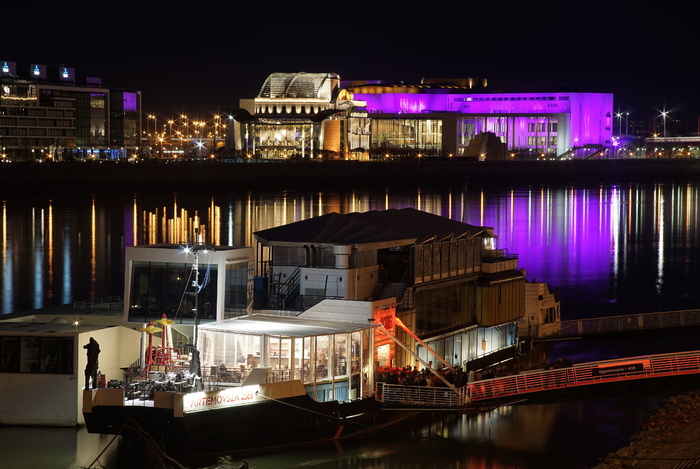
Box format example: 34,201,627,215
376,349,700,408
521,309,700,340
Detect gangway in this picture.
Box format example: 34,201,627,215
375,350,700,408
522,309,700,340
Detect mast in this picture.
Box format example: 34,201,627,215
188,248,202,388
185,238,213,390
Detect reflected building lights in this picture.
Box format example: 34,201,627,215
47,201,53,304
3,184,700,316
61,207,70,305
1,201,11,314
32,207,42,310
90,196,96,299
610,187,621,282
655,186,665,295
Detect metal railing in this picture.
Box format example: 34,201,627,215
73,295,124,309
376,382,466,408
468,350,700,403
526,309,700,339
375,350,700,407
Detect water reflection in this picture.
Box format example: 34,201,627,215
201,396,660,469
0,425,119,469
2,183,700,317
2,183,699,468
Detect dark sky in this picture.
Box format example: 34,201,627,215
4,2,698,123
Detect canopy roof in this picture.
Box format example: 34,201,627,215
199,313,377,338
254,208,493,249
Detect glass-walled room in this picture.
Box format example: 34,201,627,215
198,318,374,402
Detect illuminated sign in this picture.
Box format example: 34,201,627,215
181,385,260,413
591,360,648,377
33,65,40,76
2,62,8,73
62,67,69,78
374,306,396,334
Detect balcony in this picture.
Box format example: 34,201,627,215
480,250,518,274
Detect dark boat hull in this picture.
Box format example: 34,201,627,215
84,393,412,466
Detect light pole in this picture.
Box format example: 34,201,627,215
661,111,668,137
147,114,157,158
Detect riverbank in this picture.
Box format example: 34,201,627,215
593,390,700,469
2,158,700,195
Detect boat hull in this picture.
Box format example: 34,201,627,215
83,392,410,466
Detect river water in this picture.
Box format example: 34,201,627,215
1,181,699,468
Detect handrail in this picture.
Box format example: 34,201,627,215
467,349,700,402
526,309,700,339
375,350,700,407
271,267,301,308
73,295,124,309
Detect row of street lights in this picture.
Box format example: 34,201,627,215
145,114,227,157
616,108,672,137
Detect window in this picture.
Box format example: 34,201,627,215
1,336,74,374
128,260,218,323
224,260,250,319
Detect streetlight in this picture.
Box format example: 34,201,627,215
661,111,668,137
147,114,157,158
616,112,623,136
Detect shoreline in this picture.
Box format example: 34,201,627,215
2,159,700,194
593,390,700,469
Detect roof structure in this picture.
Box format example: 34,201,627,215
199,312,377,338
257,72,339,100
253,208,493,249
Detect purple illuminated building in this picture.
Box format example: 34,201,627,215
232,73,614,160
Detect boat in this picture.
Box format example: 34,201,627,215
83,308,422,464
82,244,417,466
82,207,531,464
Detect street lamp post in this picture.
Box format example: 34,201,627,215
661,111,668,137
147,114,157,158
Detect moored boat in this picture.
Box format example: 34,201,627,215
82,305,409,465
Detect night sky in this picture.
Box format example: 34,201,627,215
4,2,698,123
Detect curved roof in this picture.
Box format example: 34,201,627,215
258,72,339,99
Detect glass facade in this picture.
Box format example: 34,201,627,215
224,260,250,319
128,260,218,323
199,328,372,402
370,118,442,158
246,122,316,159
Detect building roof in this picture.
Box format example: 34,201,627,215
199,313,377,338
254,208,493,249
257,72,339,100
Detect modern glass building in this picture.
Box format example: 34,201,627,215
124,244,254,325
0,59,141,161
231,73,614,160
